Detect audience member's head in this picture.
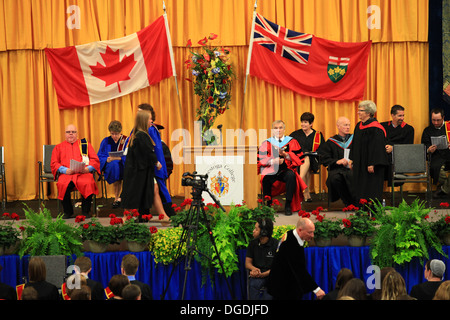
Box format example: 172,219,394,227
108,274,130,299
381,271,407,300
433,281,450,300
337,278,367,300
122,284,142,300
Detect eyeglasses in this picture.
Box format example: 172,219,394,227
65,131,77,134
357,109,367,113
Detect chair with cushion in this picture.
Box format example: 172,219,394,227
391,144,431,206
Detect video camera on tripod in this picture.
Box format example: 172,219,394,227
181,171,208,191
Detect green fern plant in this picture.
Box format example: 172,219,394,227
370,199,447,268
18,205,83,257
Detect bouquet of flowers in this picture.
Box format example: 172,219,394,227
185,33,235,144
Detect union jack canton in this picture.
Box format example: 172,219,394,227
253,13,312,65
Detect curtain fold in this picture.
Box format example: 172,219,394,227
0,0,430,200
2,247,448,300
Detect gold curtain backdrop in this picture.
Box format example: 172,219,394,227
0,0,429,201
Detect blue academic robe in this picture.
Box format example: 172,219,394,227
97,136,125,184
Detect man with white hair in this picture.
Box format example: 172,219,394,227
410,259,446,300
318,117,356,206
51,124,100,218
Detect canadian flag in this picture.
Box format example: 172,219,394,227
45,15,176,109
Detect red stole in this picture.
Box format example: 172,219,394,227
359,120,387,137
312,131,322,152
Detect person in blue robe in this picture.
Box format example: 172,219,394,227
97,120,126,208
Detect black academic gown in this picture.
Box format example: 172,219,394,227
381,121,415,185
290,129,325,173
267,230,318,300
121,131,158,212
421,124,450,184
350,118,388,202
317,134,355,205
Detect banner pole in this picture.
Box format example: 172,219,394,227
238,0,258,145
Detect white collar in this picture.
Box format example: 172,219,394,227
293,228,304,246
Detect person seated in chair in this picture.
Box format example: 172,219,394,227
380,105,415,187
97,120,127,208
317,117,356,207
257,120,307,215
51,124,100,218
290,112,325,202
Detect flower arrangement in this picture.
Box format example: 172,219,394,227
121,210,157,245
19,205,83,257
0,212,21,253
341,200,377,238
311,208,342,240
77,215,121,245
185,33,235,144
369,199,446,268
430,202,450,243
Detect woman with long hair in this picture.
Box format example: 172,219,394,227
121,110,162,216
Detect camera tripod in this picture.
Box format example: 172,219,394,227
160,184,234,300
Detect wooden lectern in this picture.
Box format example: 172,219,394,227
182,145,259,209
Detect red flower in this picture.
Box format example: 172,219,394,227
342,218,352,228
317,215,324,222
10,212,20,221
208,33,218,40
359,199,368,205
445,216,450,224
149,226,158,234
272,199,281,206
158,214,166,220
19,226,25,232
109,213,117,219
206,96,214,104
440,202,450,208
264,195,271,201
298,210,310,218
82,223,90,230
2,212,9,217
198,37,208,46
75,215,85,223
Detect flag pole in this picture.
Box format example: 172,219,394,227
238,0,258,145
163,2,187,148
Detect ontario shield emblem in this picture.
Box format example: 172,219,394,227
327,56,350,83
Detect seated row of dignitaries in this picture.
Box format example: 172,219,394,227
257,102,416,212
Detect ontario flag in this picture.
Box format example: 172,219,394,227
246,13,371,101
45,15,176,109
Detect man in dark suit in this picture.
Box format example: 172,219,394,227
74,256,105,300
267,218,325,300
121,254,153,300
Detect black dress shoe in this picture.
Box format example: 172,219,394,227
433,189,448,199
304,198,313,203
62,213,73,219
285,206,293,216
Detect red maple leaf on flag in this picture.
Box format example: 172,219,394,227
90,46,137,93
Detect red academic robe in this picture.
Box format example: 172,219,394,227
51,139,101,200
258,138,307,212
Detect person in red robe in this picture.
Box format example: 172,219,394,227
51,124,100,218
257,120,307,215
